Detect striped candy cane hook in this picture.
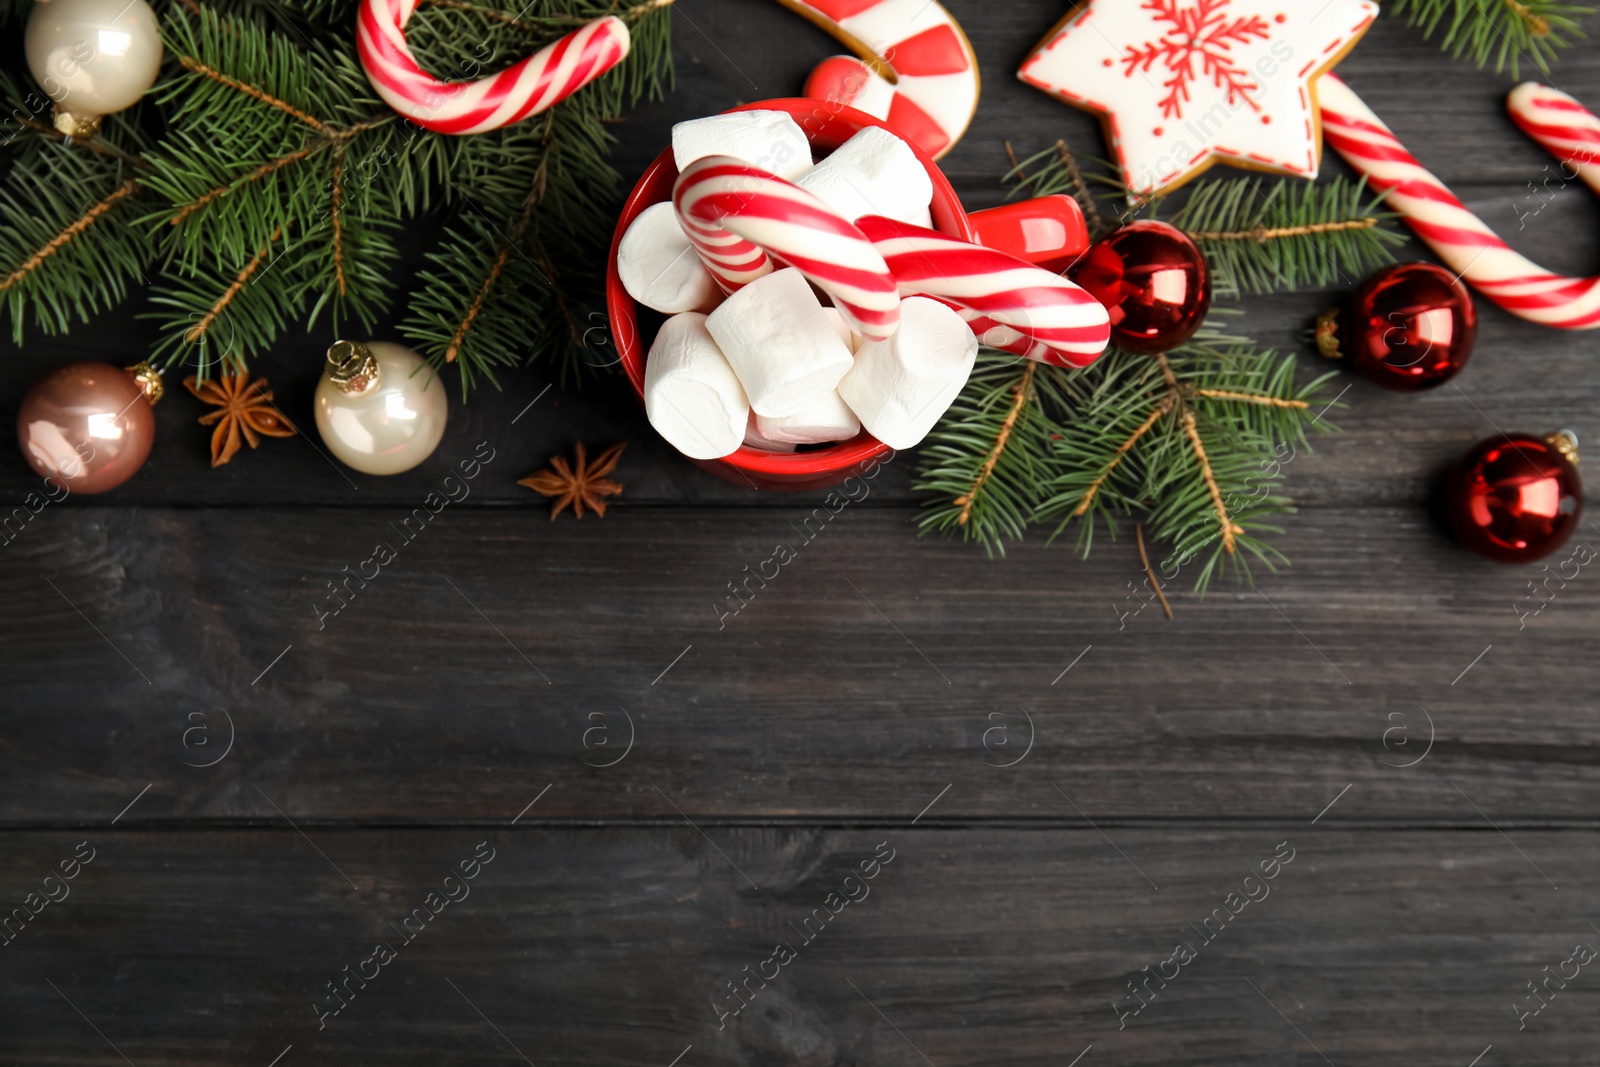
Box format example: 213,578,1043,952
674,156,903,341
356,0,631,135
1320,73,1600,330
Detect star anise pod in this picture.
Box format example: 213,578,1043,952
183,372,297,467
518,442,626,520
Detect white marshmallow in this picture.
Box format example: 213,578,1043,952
795,126,934,227
672,110,812,181
618,202,723,315
743,412,797,453
821,307,860,353
706,268,856,419
644,313,749,461
839,297,977,450
754,390,861,446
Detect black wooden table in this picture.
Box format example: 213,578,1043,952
4,4,1599,1064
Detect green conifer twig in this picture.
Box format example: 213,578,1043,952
1389,0,1591,77
915,143,1363,591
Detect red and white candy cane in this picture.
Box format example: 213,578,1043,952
356,1,630,135
856,216,1112,367
774,0,980,161
1321,74,1600,330
673,155,902,341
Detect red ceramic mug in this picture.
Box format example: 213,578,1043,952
606,98,1091,492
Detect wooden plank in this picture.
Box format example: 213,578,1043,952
2,8,1597,1066
2,827,1597,1065
4,504,1596,824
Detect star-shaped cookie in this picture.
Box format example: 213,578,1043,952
1019,0,1377,197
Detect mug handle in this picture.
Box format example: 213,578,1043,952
966,194,1091,273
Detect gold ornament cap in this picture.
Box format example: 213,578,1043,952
1315,308,1343,360
124,361,164,405
326,340,380,394
52,107,103,140
1547,428,1580,467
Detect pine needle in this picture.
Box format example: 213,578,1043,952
1390,0,1592,76
1158,177,1403,297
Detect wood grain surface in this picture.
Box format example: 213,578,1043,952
3,2,1599,1064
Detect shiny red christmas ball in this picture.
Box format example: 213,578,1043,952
1446,432,1582,563
1319,262,1477,390
1069,221,1210,354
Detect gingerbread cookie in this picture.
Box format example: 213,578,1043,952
775,0,980,160
1018,0,1377,198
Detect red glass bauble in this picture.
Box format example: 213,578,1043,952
1069,221,1210,354
1446,432,1582,563
1320,262,1477,390
16,361,159,494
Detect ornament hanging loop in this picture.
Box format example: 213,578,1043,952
124,360,165,405
326,340,379,394
1547,429,1580,466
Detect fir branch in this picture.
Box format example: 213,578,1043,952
1,181,140,293
402,212,555,395
1180,405,1242,555
146,224,299,375
955,361,1036,526
922,145,1360,589
168,141,323,227
445,179,543,366
3,0,672,388
445,248,512,363
1194,389,1309,408
1159,177,1404,296
417,0,674,31
328,147,349,296
915,355,1066,556
1027,331,1338,593
175,53,331,133
1135,524,1174,620
1073,401,1170,518
186,225,284,350
0,148,151,343
1389,0,1591,76
1002,142,1405,292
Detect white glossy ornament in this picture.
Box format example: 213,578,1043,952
25,0,163,137
314,341,448,476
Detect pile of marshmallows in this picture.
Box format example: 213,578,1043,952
617,109,1113,461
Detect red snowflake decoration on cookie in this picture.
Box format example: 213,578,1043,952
1122,0,1270,120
